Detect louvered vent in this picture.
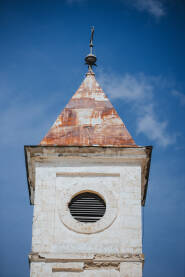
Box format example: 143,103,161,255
68,192,106,223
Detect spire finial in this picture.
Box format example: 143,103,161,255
90,26,94,54
85,26,97,74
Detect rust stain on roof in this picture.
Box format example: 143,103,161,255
40,72,137,147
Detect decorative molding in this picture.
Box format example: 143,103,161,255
29,252,144,263
57,184,118,234
24,145,152,206
56,172,120,177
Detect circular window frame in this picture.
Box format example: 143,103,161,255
57,186,118,234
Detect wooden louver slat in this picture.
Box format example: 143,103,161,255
68,192,106,223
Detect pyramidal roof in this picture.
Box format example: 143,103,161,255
40,72,137,147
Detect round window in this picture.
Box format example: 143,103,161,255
68,192,106,223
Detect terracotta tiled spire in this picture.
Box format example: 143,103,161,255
40,72,137,147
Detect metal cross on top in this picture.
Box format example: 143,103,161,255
85,26,97,73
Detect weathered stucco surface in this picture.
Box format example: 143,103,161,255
29,152,143,276
30,262,121,277
30,258,142,276
25,146,152,206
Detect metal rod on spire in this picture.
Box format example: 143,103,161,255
85,27,97,73
90,26,94,54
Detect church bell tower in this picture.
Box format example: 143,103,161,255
25,28,152,277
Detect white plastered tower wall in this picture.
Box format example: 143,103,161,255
25,146,151,277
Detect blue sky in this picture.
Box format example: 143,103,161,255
0,0,185,276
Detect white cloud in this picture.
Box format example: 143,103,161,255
171,90,185,106
129,0,165,18
65,0,165,18
66,0,165,18
0,88,60,146
98,72,153,101
137,111,175,147
97,71,175,147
